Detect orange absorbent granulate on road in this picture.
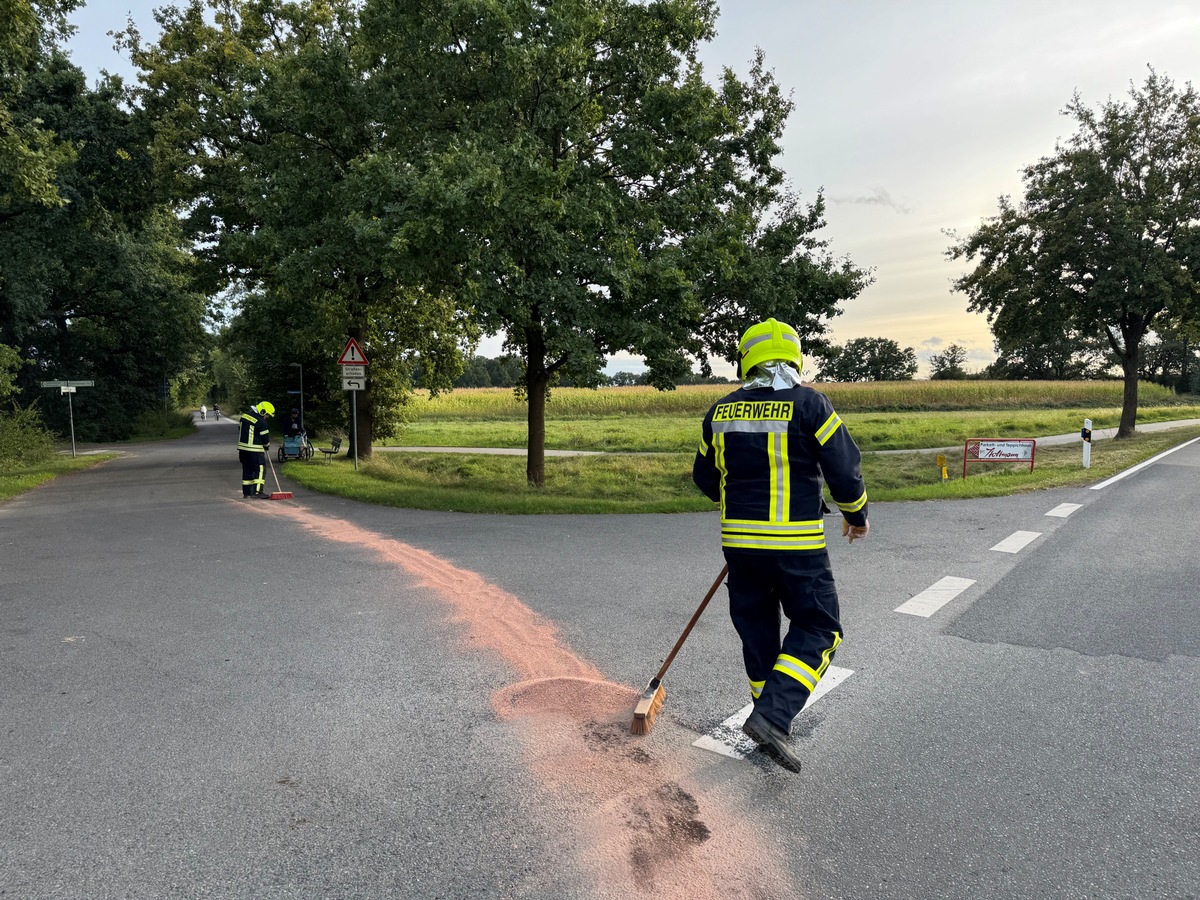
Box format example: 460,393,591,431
257,503,794,899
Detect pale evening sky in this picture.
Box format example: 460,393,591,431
66,1,1200,377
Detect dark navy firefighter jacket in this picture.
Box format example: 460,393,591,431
692,384,868,553
238,410,271,454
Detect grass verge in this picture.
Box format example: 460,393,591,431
863,425,1200,500
0,454,119,504
282,425,1200,514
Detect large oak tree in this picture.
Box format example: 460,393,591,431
948,70,1200,436
128,0,868,479
358,0,869,484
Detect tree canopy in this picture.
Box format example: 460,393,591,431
0,32,207,440
349,0,868,483
123,0,869,483
814,337,917,382
122,0,470,452
948,70,1200,435
929,343,968,380
0,0,80,209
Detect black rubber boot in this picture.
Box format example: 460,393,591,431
742,709,803,773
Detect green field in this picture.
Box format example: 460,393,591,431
281,381,1200,514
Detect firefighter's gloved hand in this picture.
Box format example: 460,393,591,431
842,518,869,544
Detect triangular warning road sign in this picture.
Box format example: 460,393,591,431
338,338,369,365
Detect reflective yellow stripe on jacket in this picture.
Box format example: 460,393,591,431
714,416,825,550
720,519,825,552
238,412,266,453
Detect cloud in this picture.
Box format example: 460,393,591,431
829,186,913,215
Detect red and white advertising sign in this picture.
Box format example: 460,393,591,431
963,438,1036,477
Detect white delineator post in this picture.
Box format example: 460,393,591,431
1082,418,1092,469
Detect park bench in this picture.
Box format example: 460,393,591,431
317,437,342,462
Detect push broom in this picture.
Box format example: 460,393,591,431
630,563,729,735
264,451,293,500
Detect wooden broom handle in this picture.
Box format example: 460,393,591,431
654,563,729,681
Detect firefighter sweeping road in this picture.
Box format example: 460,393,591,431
1,420,1197,899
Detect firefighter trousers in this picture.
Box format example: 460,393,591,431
725,549,843,734
240,449,266,496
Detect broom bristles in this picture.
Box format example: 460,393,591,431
630,680,666,735
268,491,293,500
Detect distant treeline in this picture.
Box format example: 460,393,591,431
454,355,735,388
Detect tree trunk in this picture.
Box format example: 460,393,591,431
1117,349,1139,439
525,325,547,487
526,373,547,487
355,384,373,460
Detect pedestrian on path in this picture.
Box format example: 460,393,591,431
692,318,870,772
200,404,207,420
238,401,274,498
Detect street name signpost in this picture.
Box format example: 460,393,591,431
39,380,95,457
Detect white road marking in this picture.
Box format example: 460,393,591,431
1045,503,1082,518
693,665,854,760
1089,436,1200,490
894,576,976,617
990,530,1042,553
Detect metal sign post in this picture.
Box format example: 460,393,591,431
64,387,76,457
40,380,95,457
338,339,369,471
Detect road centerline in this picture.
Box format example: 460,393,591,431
895,576,976,618
1045,503,1082,518
990,530,1042,553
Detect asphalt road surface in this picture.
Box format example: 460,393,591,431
2,419,1197,899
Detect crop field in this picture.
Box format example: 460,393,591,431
398,379,1181,419
384,381,1200,454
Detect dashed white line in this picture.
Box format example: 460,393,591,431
1045,503,1082,518
693,665,854,760
1089,436,1200,489
990,530,1042,553
894,576,976,617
